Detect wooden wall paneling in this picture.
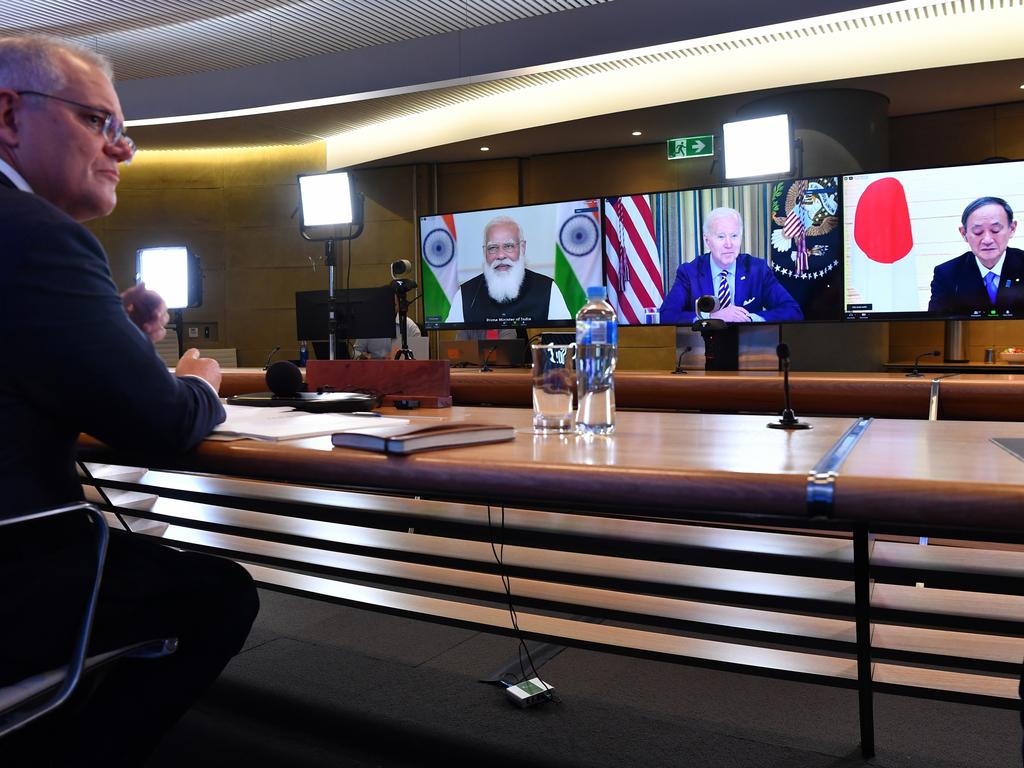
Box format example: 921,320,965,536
435,158,521,213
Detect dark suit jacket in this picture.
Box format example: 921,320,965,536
458,268,556,323
0,173,225,516
659,253,804,324
927,247,1024,317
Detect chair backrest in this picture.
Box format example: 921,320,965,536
0,502,108,739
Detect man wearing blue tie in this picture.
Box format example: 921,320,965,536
928,196,1024,317
659,207,803,324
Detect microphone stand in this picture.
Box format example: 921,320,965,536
906,350,941,377
262,346,280,371
480,345,496,372
672,346,693,375
767,345,811,430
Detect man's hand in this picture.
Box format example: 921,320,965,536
175,348,222,393
122,282,170,342
712,305,752,322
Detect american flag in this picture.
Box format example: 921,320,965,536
783,203,809,275
603,195,664,324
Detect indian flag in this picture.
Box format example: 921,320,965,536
421,214,459,322
554,200,602,316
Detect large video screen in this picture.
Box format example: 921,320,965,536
604,175,842,326
419,199,602,330
843,160,1024,320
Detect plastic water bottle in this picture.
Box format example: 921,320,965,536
575,286,617,435
298,340,308,367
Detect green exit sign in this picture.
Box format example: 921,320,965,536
667,135,714,160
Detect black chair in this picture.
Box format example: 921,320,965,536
0,502,177,740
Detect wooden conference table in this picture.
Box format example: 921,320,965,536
77,405,1024,757
80,404,1024,529
218,368,1024,421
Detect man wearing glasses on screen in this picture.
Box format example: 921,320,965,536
659,207,803,324
445,214,571,324
928,196,1024,317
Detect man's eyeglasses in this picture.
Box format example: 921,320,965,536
16,90,136,158
484,240,522,256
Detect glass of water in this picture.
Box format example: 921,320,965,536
530,343,576,432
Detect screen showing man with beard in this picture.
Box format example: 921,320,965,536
420,200,601,331
446,215,570,324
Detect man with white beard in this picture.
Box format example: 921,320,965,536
445,215,571,324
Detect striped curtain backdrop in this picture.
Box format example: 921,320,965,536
655,186,774,282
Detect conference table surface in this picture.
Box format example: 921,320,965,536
78,405,1024,534
216,368,1024,421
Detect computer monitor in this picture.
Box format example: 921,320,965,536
419,198,602,331
295,287,395,345
603,175,843,326
842,159,1024,321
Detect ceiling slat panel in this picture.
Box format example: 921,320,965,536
0,0,610,80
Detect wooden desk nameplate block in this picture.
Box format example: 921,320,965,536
306,360,453,408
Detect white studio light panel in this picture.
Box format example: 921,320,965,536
137,246,190,309
299,171,354,227
723,114,792,181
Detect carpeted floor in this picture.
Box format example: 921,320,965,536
147,589,1021,768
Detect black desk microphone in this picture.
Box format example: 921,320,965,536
480,345,496,373
227,360,377,412
906,349,941,378
673,346,693,375
266,360,304,396
262,345,280,371
767,343,811,430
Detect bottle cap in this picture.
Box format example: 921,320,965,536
586,286,607,299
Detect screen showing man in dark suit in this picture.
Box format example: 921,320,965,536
928,196,1021,317
659,207,803,324
444,214,571,325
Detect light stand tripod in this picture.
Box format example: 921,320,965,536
299,186,364,361
392,277,417,360
324,240,341,360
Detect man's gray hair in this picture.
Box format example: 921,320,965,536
702,207,743,237
0,34,113,92
483,215,524,246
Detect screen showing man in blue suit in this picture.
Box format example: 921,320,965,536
928,196,1022,317
659,207,803,324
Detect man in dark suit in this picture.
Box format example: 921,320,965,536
0,34,258,764
659,207,803,324
928,196,1023,317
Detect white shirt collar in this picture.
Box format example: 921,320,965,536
974,251,1006,278
0,158,32,192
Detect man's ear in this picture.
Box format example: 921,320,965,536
958,225,968,242
0,90,20,148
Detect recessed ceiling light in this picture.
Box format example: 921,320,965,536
1019,83,1024,89
631,131,643,136
480,146,490,151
